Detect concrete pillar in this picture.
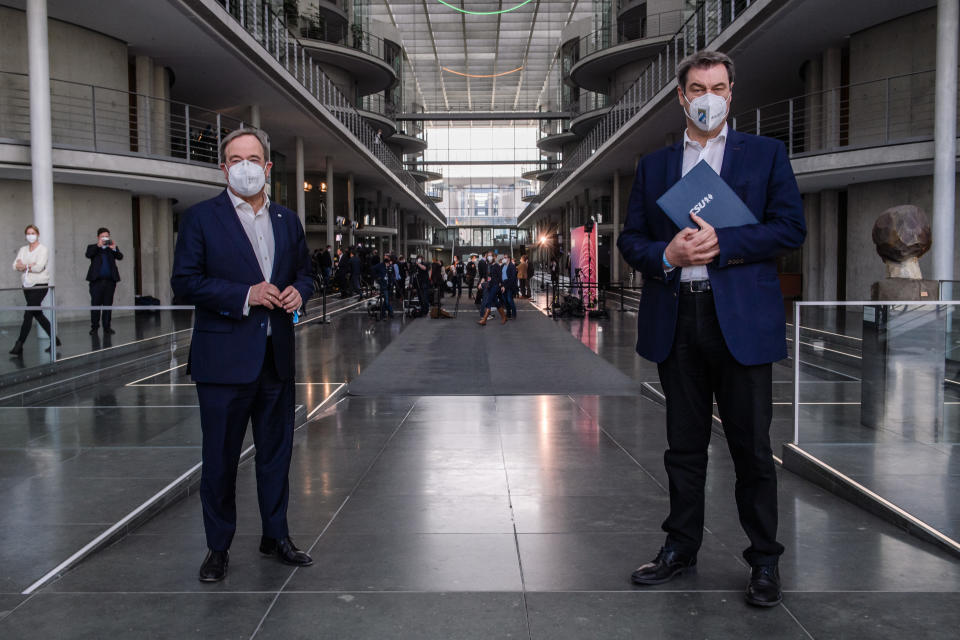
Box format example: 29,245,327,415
933,0,958,282
612,171,621,283
801,195,821,301
27,0,55,284
135,56,154,154
347,173,355,246
152,66,170,155
823,47,843,150
819,190,840,300
249,104,261,129
295,137,305,229
325,155,334,248
804,57,823,152
139,196,158,298
156,198,174,304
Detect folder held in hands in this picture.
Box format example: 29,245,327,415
656,160,757,230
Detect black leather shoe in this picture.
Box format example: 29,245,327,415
259,536,313,566
198,550,228,582
631,547,697,585
745,564,782,607
104,327,116,335
89,328,98,335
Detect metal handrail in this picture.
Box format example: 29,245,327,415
729,68,957,156
218,0,442,220
573,9,688,59
0,70,243,165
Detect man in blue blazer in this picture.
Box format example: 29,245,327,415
617,51,805,607
171,128,315,582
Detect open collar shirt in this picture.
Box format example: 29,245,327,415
679,122,728,282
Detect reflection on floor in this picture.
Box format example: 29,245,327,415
0,297,958,638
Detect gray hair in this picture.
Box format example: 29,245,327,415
219,127,271,164
676,50,735,90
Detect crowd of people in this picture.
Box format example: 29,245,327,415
308,245,536,323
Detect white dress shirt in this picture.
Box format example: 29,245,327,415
228,189,274,332
678,122,728,282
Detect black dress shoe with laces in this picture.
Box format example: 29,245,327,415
745,564,782,607
631,547,697,585
198,550,228,582
259,536,313,566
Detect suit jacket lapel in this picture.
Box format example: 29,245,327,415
268,204,285,284
666,142,683,188
720,129,746,187
214,190,263,280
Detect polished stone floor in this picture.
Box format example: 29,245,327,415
0,294,958,638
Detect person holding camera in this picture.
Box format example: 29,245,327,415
85,227,123,335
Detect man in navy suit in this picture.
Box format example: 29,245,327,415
171,128,315,583
617,51,805,607
85,228,123,335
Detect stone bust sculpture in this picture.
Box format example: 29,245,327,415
871,204,932,279
870,204,937,300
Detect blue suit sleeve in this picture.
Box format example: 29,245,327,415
170,207,249,318
715,141,806,266
617,158,672,281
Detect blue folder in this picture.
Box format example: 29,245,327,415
656,160,757,230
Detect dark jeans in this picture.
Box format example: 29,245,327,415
19,285,52,342
89,279,117,329
378,281,394,318
518,278,528,297
503,288,516,317
196,339,294,551
656,289,783,567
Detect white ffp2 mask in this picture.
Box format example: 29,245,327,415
227,160,266,197
684,92,729,132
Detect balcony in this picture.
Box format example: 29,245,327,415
0,70,242,201
405,162,443,182
569,92,612,137
297,21,397,95
537,119,579,153
357,94,398,138
568,9,685,92
391,122,428,155
520,160,561,182
521,187,542,203
731,69,960,192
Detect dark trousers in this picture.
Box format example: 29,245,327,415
19,286,52,342
196,339,295,551
504,288,516,317
519,278,528,297
418,284,430,315
89,279,117,329
656,289,783,567
379,281,393,318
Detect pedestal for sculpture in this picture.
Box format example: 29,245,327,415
861,302,945,440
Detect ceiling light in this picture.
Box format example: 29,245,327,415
442,66,523,78
434,0,535,15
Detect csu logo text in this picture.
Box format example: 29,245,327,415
689,193,714,216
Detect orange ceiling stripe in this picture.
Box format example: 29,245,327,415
441,66,524,78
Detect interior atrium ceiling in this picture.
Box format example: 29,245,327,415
371,0,591,113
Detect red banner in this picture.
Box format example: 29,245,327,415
570,225,598,309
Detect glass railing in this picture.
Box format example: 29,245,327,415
540,119,571,138
0,294,194,374
404,162,443,178
730,69,959,156
523,0,757,220
790,300,960,545
0,71,244,165
216,0,442,219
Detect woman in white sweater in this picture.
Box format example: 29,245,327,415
10,224,59,357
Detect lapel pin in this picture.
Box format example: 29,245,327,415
278,214,282,218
